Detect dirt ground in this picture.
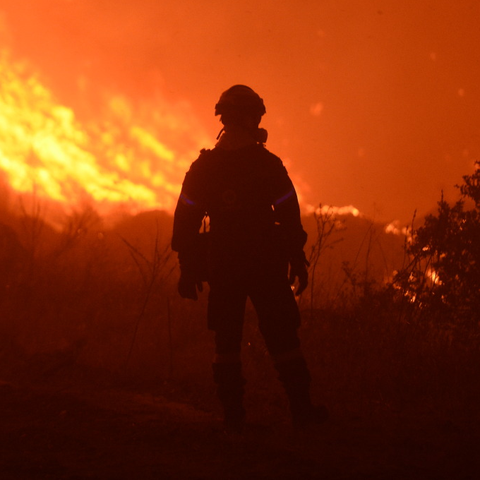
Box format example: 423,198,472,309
1,364,479,480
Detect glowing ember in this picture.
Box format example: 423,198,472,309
306,204,361,218
0,49,208,217
385,220,410,236
426,268,441,285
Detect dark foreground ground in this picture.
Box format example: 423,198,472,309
1,364,479,480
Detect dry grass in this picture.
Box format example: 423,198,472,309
0,204,479,427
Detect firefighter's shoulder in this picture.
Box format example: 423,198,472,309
185,148,217,175
194,148,220,166
256,145,289,174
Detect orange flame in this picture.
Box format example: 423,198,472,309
0,49,209,218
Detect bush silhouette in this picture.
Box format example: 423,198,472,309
395,162,480,324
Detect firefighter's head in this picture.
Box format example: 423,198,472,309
215,85,267,142
215,85,266,126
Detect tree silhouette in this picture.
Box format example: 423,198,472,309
395,162,480,324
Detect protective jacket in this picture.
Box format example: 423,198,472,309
172,143,307,280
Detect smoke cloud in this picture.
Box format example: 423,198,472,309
2,0,480,222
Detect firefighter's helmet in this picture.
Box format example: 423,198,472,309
215,85,266,118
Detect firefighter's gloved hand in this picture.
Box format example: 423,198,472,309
289,254,310,296
178,272,203,300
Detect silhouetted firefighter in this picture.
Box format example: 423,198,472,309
172,85,328,433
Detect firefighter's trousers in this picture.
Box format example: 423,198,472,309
207,262,313,425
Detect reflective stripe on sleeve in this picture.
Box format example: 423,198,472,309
180,192,197,207
274,188,295,206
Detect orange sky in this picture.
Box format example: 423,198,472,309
1,0,480,223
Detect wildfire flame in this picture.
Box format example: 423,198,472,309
0,48,209,220
0,47,386,232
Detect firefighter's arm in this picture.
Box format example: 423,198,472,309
273,172,309,296
172,190,206,301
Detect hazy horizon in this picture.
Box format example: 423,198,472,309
1,0,479,224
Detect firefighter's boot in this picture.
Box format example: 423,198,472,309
275,355,329,428
212,361,246,433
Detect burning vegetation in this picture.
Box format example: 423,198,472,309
0,28,479,417
0,15,480,477
0,47,208,221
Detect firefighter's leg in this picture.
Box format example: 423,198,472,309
251,276,328,427
208,283,247,432
272,349,329,428
212,353,246,432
